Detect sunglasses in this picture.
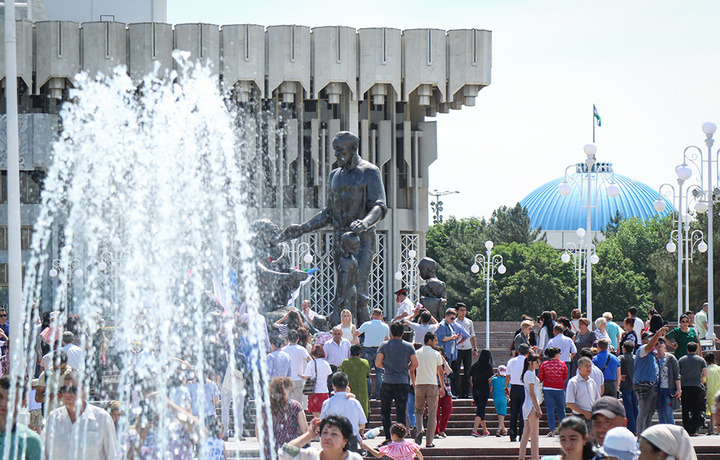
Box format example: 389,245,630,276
0,315,7,318
59,386,78,394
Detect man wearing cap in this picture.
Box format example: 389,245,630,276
591,396,627,446
392,289,415,323
633,326,669,435
505,342,530,442
356,308,390,399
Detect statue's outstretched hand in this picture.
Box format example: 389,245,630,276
279,224,303,241
349,219,368,233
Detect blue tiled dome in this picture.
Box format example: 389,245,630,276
520,172,673,232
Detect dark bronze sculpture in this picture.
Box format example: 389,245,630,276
418,257,447,320
280,131,388,325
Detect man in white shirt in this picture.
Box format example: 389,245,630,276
628,307,644,342
320,372,367,452
44,371,118,460
60,331,85,372
455,303,477,398
505,343,530,442
567,357,599,422
324,327,352,393
283,330,311,408
391,289,415,322
576,348,604,398
694,302,709,339
356,308,390,399
413,332,444,447
546,324,577,373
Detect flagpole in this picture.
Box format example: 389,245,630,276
592,105,595,143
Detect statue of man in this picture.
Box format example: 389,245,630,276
280,131,388,325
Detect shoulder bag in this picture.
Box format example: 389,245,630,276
303,359,318,395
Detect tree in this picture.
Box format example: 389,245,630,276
468,242,576,322
602,210,623,238
486,203,543,245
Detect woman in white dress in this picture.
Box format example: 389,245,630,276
518,353,542,460
337,309,359,345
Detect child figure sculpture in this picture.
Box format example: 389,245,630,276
418,257,447,320
331,232,360,325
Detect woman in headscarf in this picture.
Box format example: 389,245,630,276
638,424,697,460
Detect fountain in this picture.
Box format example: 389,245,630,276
16,55,278,458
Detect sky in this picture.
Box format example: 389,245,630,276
168,0,720,222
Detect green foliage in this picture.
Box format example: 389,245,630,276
487,203,544,245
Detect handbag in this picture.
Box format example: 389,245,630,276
302,359,318,395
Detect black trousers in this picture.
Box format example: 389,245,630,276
380,383,409,440
456,349,473,397
681,385,706,434
509,384,525,440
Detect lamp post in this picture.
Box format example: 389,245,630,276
561,228,599,312
471,241,507,349
558,143,619,327
654,166,707,322
395,249,417,301
675,122,719,341
97,236,128,315
49,246,84,313
429,190,459,225
279,240,314,268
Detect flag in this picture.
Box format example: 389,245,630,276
593,104,601,127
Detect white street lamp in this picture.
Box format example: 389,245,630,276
557,144,619,327
49,247,84,313
561,229,598,313
97,237,128,314
678,123,719,341
471,241,507,349
395,248,418,302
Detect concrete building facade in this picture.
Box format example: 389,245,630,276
0,4,492,316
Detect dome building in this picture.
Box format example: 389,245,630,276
520,164,673,249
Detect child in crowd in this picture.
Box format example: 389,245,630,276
206,416,227,459
361,423,423,460
489,365,508,437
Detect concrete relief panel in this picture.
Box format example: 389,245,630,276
35,21,81,97
127,22,174,83
81,21,127,78
0,21,33,89
220,24,266,97
402,29,447,104
311,26,357,101
174,23,221,75
358,28,401,103
267,25,311,103
447,29,491,106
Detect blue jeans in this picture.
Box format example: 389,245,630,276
363,347,383,398
621,388,639,434
407,393,416,427
543,389,566,432
657,388,675,425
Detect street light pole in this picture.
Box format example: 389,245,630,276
395,249,417,302
558,144,619,327
471,241,507,349
561,228,599,313
429,190,459,225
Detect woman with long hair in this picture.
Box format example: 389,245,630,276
542,416,595,460
518,353,542,460
274,310,306,337
538,347,568,437
470,349,494,437
337,309,359,345
260,377,308,459
537,312,554,353
302,344,333,418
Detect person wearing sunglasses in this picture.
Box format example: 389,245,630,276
44,371,117,459
664,314,699,360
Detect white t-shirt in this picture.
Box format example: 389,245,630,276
546,334,577,362
302,358,333,394
522,369,540,419
507,355,526,386
632,317,644,341
283,344,311,381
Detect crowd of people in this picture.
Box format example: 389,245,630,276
0,292,718,460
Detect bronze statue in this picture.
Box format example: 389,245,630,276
418,257,447,320
280,131,388,325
